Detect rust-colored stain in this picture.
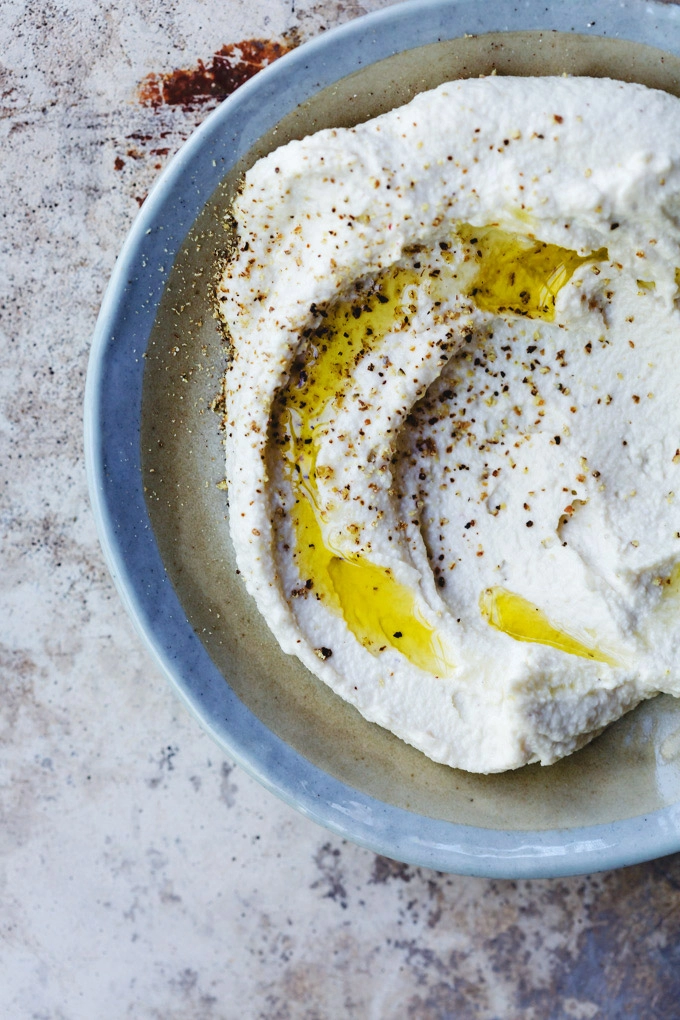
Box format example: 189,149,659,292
138,38,295,111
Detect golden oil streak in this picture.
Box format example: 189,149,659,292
279,267,454,676
480,587,616,665
457,224,608,321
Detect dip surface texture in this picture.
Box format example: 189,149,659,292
218,76,680,773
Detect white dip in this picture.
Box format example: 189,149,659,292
218,76,680,773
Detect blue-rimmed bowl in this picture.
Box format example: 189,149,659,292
85,0,680,877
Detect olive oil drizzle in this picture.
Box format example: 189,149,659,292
457,224,608,320
277,266,454,676
480,587,616,665
274,224,610,674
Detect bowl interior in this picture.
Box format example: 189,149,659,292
141,29,680,832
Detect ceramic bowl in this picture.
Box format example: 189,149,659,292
85,0,680,877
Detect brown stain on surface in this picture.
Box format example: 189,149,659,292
138,37,296,111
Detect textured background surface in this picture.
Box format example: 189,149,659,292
2,1,680,1016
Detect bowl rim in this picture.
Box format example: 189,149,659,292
85,0,680,878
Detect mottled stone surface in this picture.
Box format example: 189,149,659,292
2,0,680,1016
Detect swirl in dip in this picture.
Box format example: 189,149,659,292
218,76,680,772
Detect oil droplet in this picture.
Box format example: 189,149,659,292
480,586,616,665
657,562,680,606
458,224,608,320
275,267,454,676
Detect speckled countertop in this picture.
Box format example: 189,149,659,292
3,1,680,1016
